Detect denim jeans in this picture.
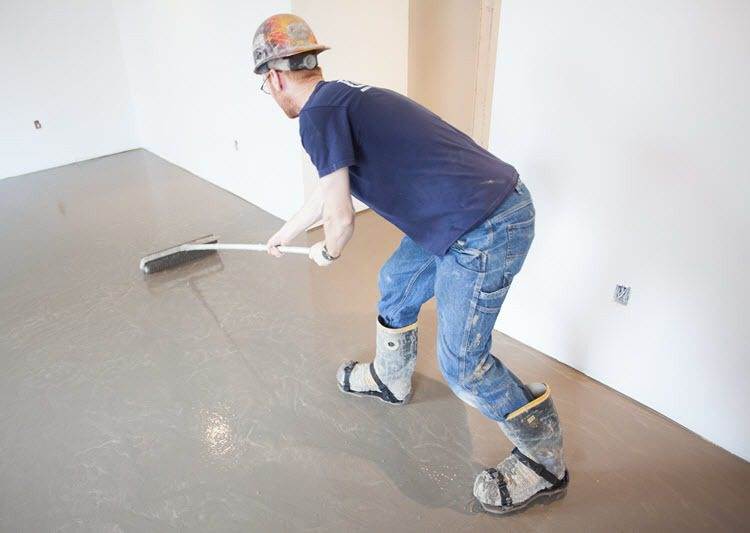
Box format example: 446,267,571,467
377,180,535,421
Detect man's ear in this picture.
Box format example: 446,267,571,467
269,69,283,92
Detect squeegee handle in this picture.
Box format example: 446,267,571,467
270,245,310,255
183,243,310,255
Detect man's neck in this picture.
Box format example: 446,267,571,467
293,76,324,115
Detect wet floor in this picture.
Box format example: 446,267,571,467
1,149,748,531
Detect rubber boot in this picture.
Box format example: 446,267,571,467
336,317,417,404
473,383,569,514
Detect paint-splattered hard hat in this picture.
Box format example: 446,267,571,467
252,14,329,74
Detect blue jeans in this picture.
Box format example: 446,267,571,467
378,180,535,421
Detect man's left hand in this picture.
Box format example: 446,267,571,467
309,241,334,267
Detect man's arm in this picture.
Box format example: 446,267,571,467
266,166,355,262
266,180,324,257
319,166,355,259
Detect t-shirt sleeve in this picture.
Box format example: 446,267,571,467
299,106,356,177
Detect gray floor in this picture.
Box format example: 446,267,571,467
1,149,748,532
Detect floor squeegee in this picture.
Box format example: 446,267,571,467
139,234,310,274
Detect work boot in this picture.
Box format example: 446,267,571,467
474,383,569,514
336,317,417,404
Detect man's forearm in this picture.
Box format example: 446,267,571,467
323,212,354,258
276,184,324,241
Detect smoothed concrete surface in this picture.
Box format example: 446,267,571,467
1,149,748,531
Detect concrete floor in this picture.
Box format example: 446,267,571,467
1,149,748,532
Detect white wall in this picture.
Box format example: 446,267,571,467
112,0,302,220
490,0,750,460
292,0,409,208
0,0,137,179
2,1,408,220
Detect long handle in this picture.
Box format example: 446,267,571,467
182,243,310,255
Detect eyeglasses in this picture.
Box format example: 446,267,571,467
260,74,271,94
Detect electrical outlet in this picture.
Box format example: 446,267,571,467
614,284,631,305
34,120,42,129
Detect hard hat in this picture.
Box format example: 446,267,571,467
252,14,329,74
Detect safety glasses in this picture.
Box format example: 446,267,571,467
260,74,271,94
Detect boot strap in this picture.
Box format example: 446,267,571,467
369,363,399,404
485,468,512,506
512,447,563,487
342,361,356,392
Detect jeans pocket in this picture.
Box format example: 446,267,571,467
463,284,510,357
503,210,535,287
476,283,510,313
450,245,486,274
505,211,535,260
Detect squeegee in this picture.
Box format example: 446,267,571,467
139,234,310,274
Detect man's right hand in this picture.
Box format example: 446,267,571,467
266,230,288,258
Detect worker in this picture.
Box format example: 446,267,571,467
253,14,568,514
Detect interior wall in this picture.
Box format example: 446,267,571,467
490,0,750,460
292,0,410,209
2,1,408,220
407,0,500,147
408,0,481,138
0,0,137,179
112,0,302,221
292,0,408,94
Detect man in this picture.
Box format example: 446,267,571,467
253,14,568,514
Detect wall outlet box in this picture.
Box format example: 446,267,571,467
614,284,631,305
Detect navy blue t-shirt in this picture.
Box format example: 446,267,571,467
299,80,519,256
